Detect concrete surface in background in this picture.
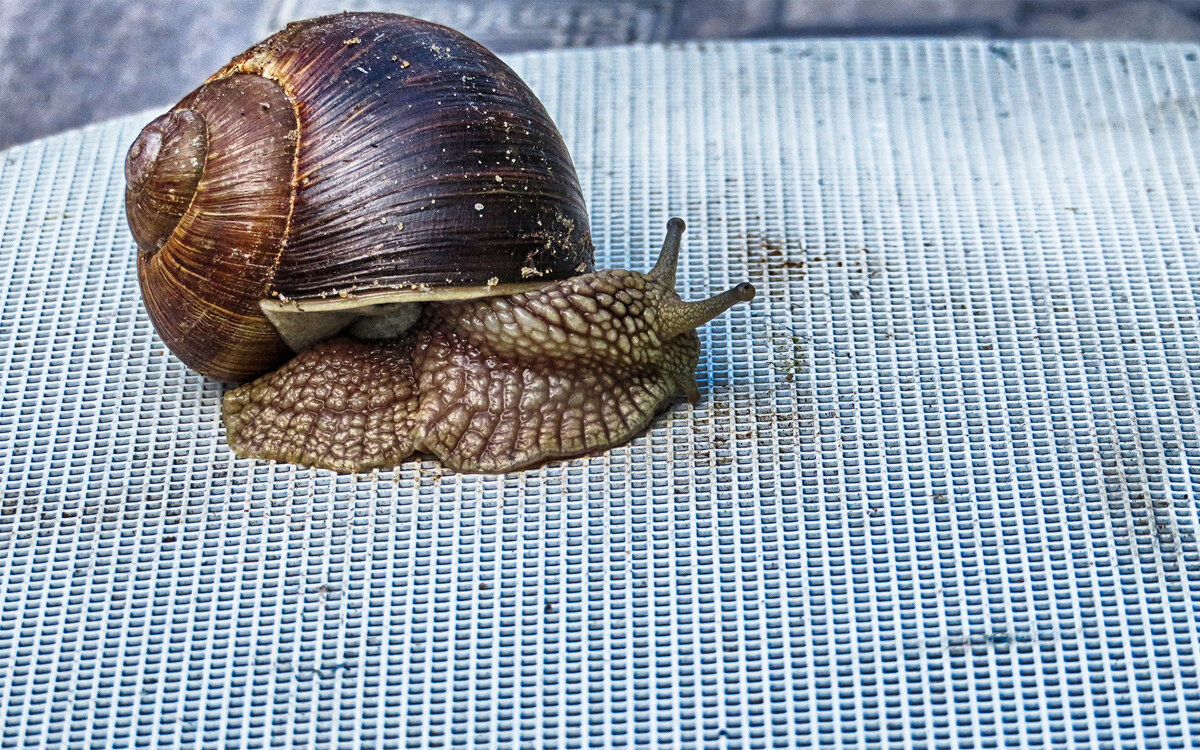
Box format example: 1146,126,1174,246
2,0,1199,149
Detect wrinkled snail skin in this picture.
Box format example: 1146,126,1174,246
222,220,756,473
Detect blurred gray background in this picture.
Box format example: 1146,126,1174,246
2,0,1199,149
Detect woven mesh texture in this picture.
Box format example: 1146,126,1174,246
3,39,1200,748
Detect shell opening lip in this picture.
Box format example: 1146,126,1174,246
259,279,559,314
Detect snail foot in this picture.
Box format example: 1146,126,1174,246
222,326,701,474
222,338,419,472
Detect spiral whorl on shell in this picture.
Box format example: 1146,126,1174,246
127,75,297,383
125,12,594,383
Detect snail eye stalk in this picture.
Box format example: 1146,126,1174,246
649,217,686,287
659,283,756,341
646,218,756,340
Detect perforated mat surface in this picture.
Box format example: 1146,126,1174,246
2,38,1200,748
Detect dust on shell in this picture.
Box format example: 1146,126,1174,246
219,12,594,303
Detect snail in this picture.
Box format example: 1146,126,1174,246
125,12,754,473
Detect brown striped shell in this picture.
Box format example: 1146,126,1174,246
125,12,593,383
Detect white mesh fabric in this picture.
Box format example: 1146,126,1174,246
2,40,1200,748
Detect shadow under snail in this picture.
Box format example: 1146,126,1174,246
125,12,754,473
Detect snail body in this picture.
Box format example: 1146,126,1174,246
126,12,753,473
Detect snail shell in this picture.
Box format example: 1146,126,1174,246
125,12,593,382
